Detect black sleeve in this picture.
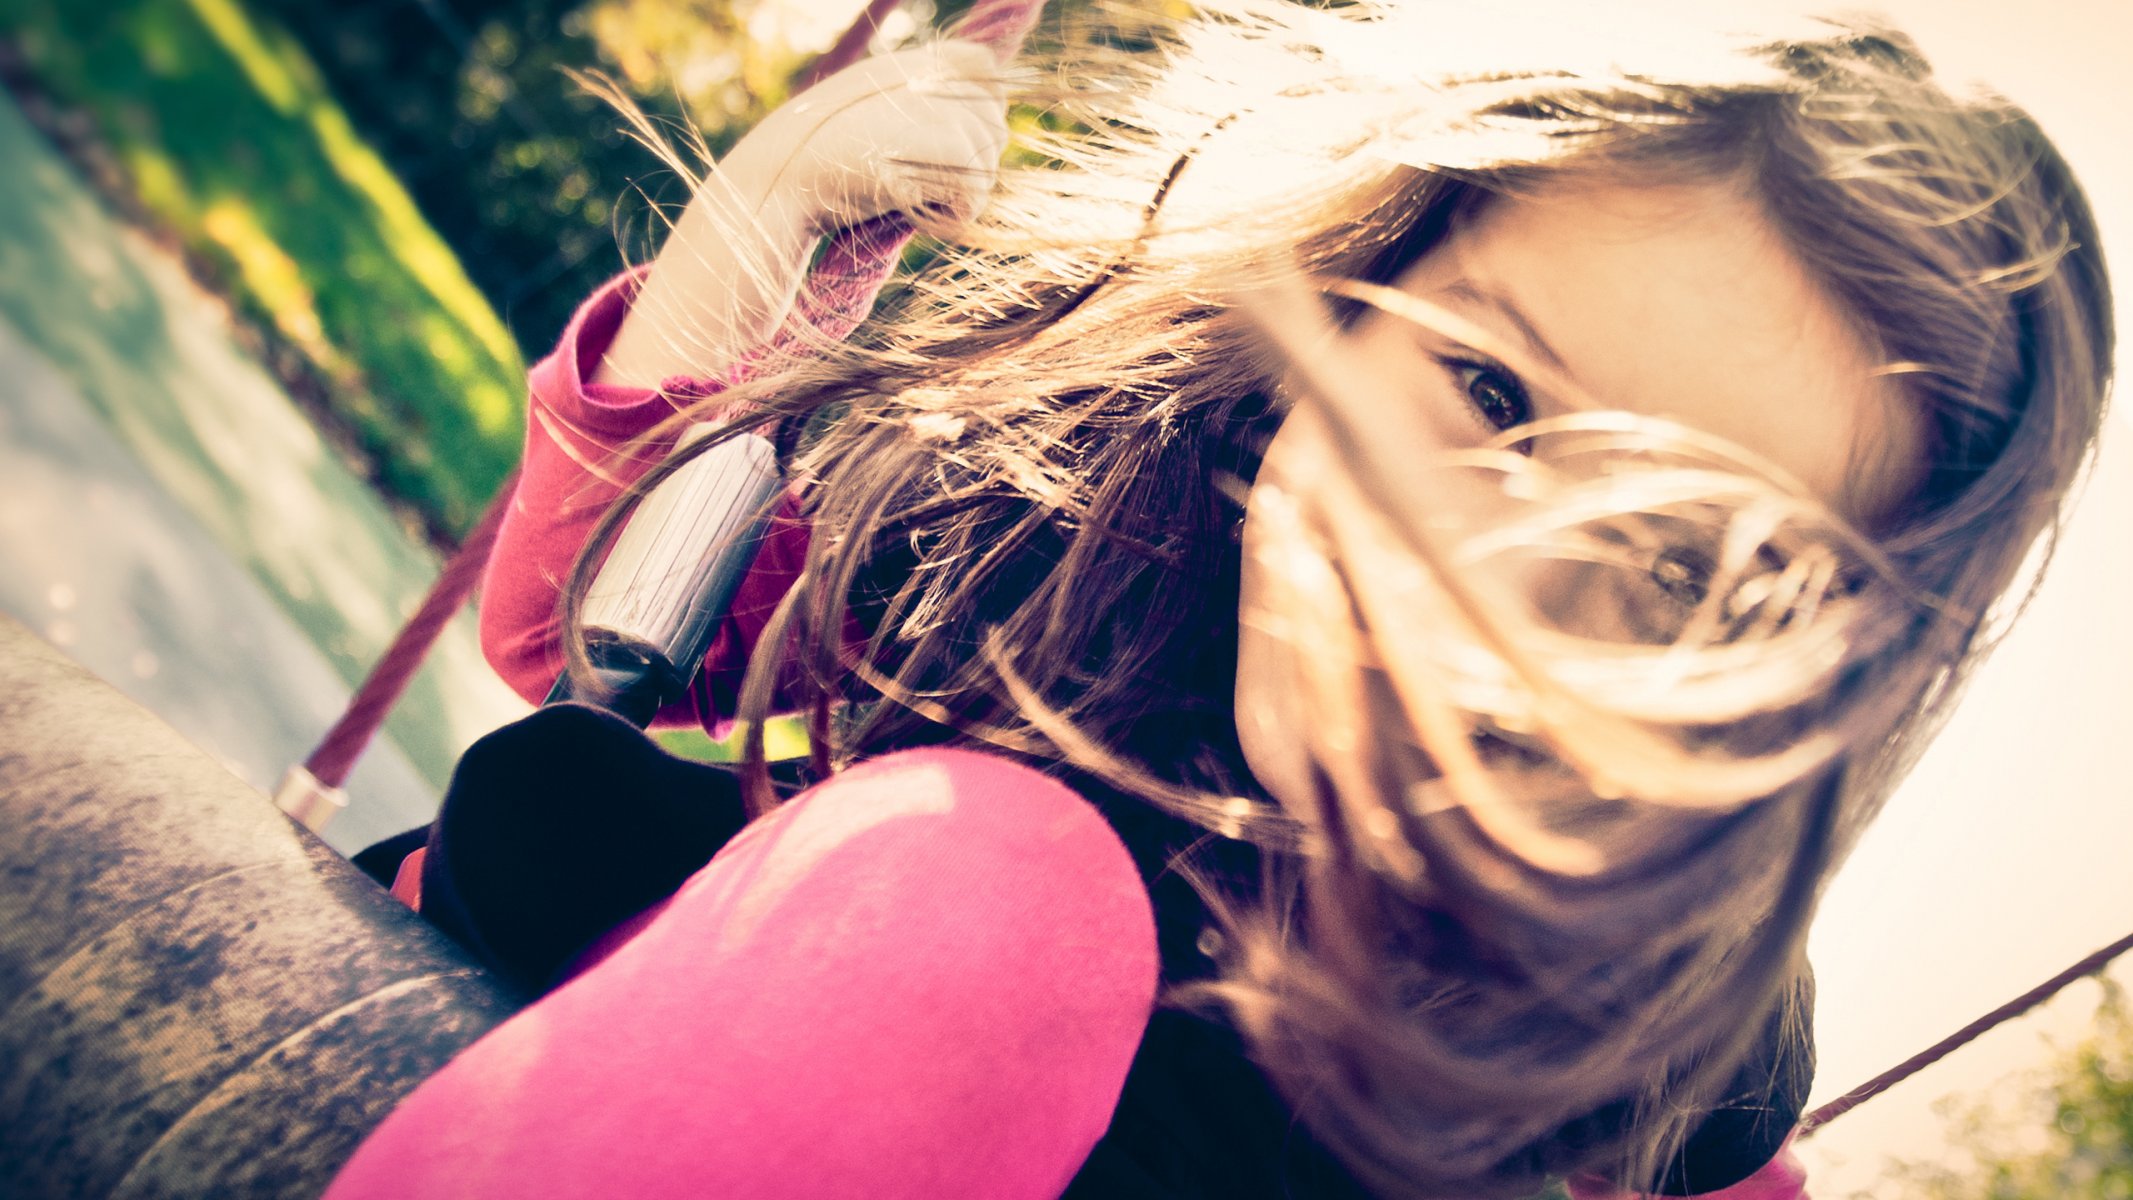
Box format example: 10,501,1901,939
417,703,753,994
1651,967,1816,1196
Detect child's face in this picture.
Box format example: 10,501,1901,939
1233,175,1924,816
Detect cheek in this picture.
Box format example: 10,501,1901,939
1233,523,1315,813
1232,413,1345,813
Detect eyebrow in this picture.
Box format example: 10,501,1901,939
1438,278,1572,379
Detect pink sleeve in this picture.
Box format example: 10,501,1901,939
324,748,1160,1199
1567,1139,1810,1200
477,269,813,726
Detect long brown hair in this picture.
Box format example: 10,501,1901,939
563,4,2113,1194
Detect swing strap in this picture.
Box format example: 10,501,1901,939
298,467,519,794
1802,925,2133,1135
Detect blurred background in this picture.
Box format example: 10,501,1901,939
0,0,2122,1196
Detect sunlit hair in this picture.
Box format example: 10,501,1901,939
562,2,2113,1195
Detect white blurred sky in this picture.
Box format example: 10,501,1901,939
773,1,2133,1190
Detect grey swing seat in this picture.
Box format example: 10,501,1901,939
0,612,515,1200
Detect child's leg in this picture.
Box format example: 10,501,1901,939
325,747,1158,1200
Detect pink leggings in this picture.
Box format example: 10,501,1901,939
326,748,1158,1199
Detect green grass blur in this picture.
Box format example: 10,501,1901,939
1,0,523,539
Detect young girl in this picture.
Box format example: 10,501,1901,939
333,3,2112,1197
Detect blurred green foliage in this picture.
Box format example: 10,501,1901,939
241,0,807,358
0,0,896,538
0,0,526,539
654,714,810,763
1876,982,2133,1200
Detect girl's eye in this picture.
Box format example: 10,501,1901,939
1444,359,1532,433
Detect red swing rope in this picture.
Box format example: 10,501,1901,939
294,0,2128,1144
1798,926,2133,1136
796,0,906,91
299,465,519,790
